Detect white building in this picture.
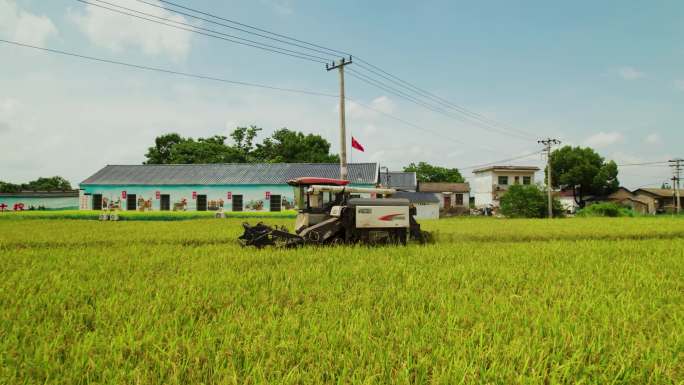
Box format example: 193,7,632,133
472,166,540,208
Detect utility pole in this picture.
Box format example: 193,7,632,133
669,158,682,214
538,138,561,218
327,56,353,180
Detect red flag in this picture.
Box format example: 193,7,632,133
351,136,365,152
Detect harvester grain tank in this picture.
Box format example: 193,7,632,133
239,177,429,247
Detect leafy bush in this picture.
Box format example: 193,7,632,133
500,184,564,218
577,202,635,217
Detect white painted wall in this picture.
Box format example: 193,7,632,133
473,170,538,208
414,203,439,219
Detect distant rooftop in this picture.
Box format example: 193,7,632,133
379,171,417,191
472,165,541,174
81,163,378,186
418,182,470,193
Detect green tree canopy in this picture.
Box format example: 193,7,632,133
549,146,619,205
500,184,563,218
144,126,338,164
403,162,464,183
0,176,72,192
253,129,339,163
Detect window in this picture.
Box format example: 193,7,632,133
514,176,520,185
455,193,464,206
160,194,170,211
232,195,243,211
523,176,531,185
270,195,281,212
92,194,102,210
498,176,509,185
196,195,207,211
127,194,137,211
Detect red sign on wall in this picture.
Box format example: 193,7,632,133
265,191,271,200
121,191,127,199
192,191,197,200
155,191,161,200
227,192,232,200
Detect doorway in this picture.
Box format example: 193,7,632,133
92,194,102,210
127,194,137,211
196,194,207,211
160,194,170,211
270,195,281,212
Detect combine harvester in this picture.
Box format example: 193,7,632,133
239,177,430,247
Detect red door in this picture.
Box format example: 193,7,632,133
444,195,451,209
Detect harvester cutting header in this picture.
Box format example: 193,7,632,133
239,177,429,247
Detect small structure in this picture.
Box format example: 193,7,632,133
392,191,440,219
0,191,79,211
633,188,684,214
606,187,652,215
79,163,378,212
557,189,580,214
379,171,417,191
471,165,540,208
417,182,470,215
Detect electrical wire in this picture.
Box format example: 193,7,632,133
118,0,540,141
76,0,330,64
458,151,544,172
0,38,336,97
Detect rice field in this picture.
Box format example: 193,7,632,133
1,216,683,384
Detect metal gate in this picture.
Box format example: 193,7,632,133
197,195,207,211
92,194,102,210
160,194,170,211
127,194,137,211
232,195,243,211
270,195,281,212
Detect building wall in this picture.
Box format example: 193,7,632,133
414,203,439,219
473,170,537,208
79,183,373,211
0,196,79,210
434,192,470,209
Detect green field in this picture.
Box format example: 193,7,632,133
1,217,683,384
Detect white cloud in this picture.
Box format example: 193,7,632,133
345,95,396,120
260,0,294,15
674,80,684,91
644,133,662,145
617,66,643,80
584,131,624,148
70,0,192,60
0,0,57,47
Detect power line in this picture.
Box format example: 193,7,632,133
0,38,502,155
346,68,533,141
155,0,350,57
0,38,336,97
76,0,330,64
124,0,539,141
459,151,544,172
616,160,670,167
134,0,340,60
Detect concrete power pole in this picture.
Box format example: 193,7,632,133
538,138,561,218
670,158,683,214
327,56,353,180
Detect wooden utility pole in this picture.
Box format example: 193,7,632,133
670,158,682,214
538,138,561,218
327,56,353,180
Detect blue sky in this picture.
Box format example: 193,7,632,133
1,0,683,188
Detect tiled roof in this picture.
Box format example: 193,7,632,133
379,171,417,191
81,163,378,186
418,182,470,193
392,191,440,203
635,188,684,198
472,165,540,174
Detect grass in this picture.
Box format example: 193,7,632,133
0,209,297,221
1,217,683,384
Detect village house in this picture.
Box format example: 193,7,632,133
633,188,684,214
471,165,540,208
417,182,470,213
0,190,79,211
79,163,378,212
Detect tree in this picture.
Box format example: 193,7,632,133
144,133,186,164
500,184,563,218
549,146,619,206
0,176,72,192
403,162,464,183
253,129,339,163
0,181,21,193
143,126,339,165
